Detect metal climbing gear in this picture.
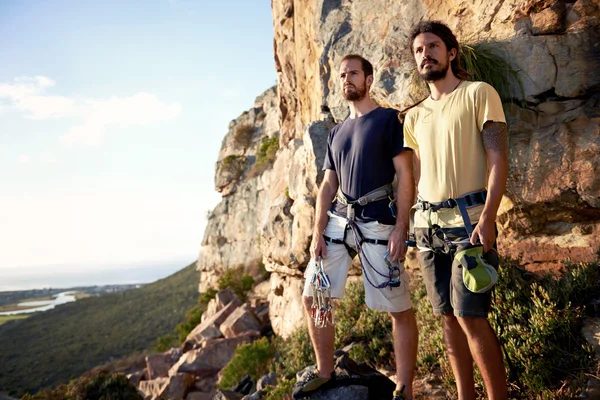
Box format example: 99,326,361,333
310,257,334,328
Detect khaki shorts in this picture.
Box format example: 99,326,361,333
303,213,412,313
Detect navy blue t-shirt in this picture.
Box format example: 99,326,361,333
323,106,405,225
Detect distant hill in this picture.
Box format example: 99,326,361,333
0,262,200,397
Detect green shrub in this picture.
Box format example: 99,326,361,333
221,155,247,180
263,378,294,400
219,337,275,390
250,136,279,177
272,327,314,379
22,372,142,400
334,282,395,369
460,43,524,103
488,260,599,398
233,124,255,149
217,266,255,302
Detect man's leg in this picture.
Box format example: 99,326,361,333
303,296,335,377
443,314,476,400
457,317,507,400
389,308,418,398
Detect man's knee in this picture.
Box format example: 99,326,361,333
456,316,490,334
442,313,460,329
388,308,414,322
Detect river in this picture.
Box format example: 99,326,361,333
0,292,76,316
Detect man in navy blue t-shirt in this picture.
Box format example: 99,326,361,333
293,55,418,400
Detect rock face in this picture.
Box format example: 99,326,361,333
199,1,600,337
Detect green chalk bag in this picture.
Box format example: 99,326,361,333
455,246,498,293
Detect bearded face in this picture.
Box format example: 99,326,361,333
419,55,450,82
342,80,368,101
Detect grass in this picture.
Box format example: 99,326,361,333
0,262,200,397
0,315,29,326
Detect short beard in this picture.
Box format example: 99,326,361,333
420,62,450,82
342,83,367,101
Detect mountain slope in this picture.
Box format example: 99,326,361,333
0,262,199,396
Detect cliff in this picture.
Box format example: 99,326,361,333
199,0,600,337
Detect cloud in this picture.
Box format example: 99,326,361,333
0,76,182,147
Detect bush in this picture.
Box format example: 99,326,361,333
22,372,142,400
249,136,279,177
272,328,314,379
233,124,255,149
217,266,255,302
221,155,247,180
488,260,599,398
219,337,275,390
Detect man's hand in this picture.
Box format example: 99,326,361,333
387,226,408,262
470,217,496,252
310,232,327,260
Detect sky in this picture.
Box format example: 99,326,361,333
0,0,277,287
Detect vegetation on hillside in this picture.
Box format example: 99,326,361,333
218,260,599,399
0,262,200,397
21,371,142,400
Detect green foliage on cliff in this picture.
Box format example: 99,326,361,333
0,262,199,397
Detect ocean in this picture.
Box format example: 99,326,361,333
0,259,195,292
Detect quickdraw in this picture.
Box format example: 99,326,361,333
310,257,334,328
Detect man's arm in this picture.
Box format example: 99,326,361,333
388,150,415,262
470,121,509,251
311,169,339,259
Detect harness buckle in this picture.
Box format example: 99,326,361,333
346,204,355,220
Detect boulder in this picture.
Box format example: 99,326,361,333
170,331,260,377
158,373,195,400
184,300,243,351
127,369,146,387
138,377,168,400
256,372,277,391
146,351,179,380
304,385,369,400
213,390,245,400
220,304,262,338
186,392,214,400
202,288,242,323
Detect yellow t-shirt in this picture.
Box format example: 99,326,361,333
404,81,506,228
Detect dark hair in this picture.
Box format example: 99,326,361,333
340,54,374,78
407,21,470,80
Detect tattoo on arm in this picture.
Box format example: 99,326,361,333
482,121,508,157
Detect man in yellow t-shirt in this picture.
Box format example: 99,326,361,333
402,21,509,399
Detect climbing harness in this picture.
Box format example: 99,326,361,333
335,183,396,221
323,183,405,291
310,257,334,328
406,190,487,251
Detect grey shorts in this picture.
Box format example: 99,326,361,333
415,226,499,318
303,213,412,313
